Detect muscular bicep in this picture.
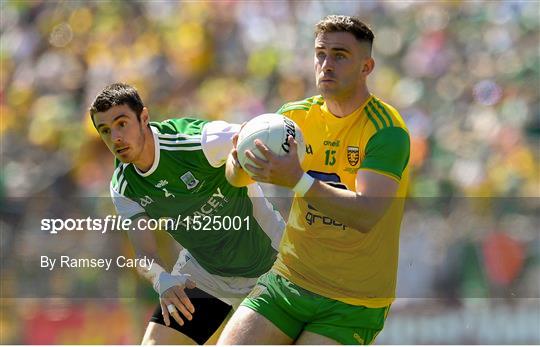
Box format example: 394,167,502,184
355,170,399,226
355,169,399,197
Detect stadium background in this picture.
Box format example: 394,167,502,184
1,0,539,344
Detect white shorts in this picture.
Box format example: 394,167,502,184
171,249,259,309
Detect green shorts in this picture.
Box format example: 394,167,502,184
241,271,390,345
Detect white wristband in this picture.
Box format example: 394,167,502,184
293,173,315,197
153,272,190,296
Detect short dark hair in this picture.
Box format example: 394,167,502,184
315,15,374,49
89,83,144,125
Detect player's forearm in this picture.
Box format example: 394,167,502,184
130,245,168,285
304,180,392,233
225,152,254,187
132,243,194,297
127,219,170,286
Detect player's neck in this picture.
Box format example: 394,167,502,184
133,128,155,173
325,88,371,118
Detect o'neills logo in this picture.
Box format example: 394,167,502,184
281,118,296,153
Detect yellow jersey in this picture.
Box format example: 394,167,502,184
273,94,410,307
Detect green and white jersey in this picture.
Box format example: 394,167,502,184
110,118,284,278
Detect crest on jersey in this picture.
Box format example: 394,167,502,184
180,171,200,190
347,146,360,166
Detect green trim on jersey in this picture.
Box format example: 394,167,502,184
366,100,396,130
111,162,124,190
276,95,324,114
371,99,394,127
111,162,129,195
367,101,388,129
360,127,410,180
365,107,381,132
278,104,310,113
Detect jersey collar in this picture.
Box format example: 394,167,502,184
133,126,160,177
321,94,374,122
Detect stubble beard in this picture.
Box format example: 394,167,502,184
132,125,147,164
117,124,147,164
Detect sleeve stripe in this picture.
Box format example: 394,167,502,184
113,165,126,191
278,96,325,114
157,133,201,139
367,102,388,129
158,139,201,147
365,108,381,131
115,175,122,191
158,138,201,145
278,101,310,113
372,99,394,127
160,145,203,151
306,96,324,106
119,179,128,195
287,101,311,107
279,105,310,113
112,165,122,185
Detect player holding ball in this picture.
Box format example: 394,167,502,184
220,15,411,345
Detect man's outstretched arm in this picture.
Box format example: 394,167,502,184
127,217,196,326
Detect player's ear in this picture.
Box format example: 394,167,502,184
140,107,149,126
362,57,375,75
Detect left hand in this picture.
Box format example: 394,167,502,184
230,122,247,169
244,135,304,188
230,133,241,168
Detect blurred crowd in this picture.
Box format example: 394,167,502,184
1,0,539,343
1,1,539,198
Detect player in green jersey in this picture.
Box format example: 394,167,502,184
90,83,284,344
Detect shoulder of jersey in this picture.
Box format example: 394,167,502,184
364,97,408,133
277,95,324,115
150,118,203,152
150,117,206,136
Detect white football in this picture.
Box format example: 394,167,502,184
236,113,305,176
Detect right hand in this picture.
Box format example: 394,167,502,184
154,272,197,326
